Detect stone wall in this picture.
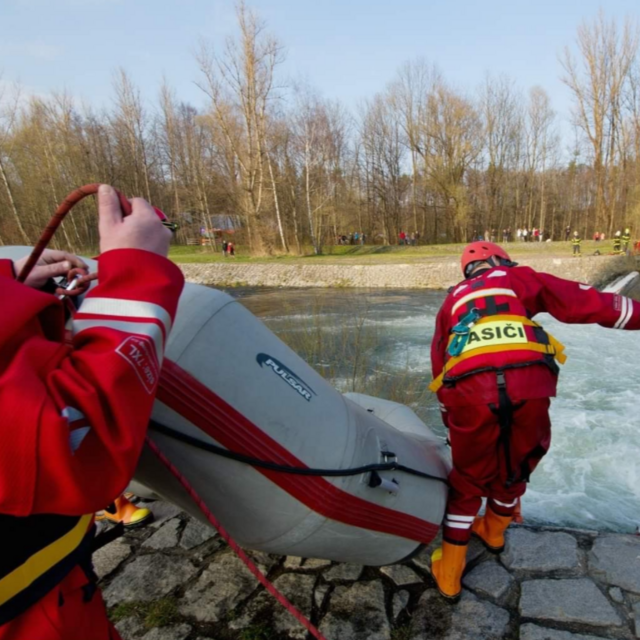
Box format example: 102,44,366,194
179,255,625,290
101,504,640,640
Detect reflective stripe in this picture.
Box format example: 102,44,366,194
453,284,468,297
444,520,473,530
430,341,566,392
0,515,92,607
487,270,507,278
61,406,84,423
620,299,634,329
492,498,518,508
614,297,628,329
73,319,164,363
79,297,172,337
69,427,91,454
615,297,633,330
446,514,475,522
431,314,567,392
451,288,517,315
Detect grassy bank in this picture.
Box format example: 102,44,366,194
170,240,620,265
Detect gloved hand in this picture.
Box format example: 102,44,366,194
13,250,88,290
98,184,172,257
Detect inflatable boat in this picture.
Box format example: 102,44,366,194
1,247,450,566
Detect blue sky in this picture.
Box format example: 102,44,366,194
1,0,639,148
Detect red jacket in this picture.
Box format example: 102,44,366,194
431,265,640,407
0,249,184,516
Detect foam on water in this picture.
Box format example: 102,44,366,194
236,287,640,532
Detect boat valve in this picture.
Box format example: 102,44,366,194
369,471,399,495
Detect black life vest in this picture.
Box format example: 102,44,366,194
0,513,93,626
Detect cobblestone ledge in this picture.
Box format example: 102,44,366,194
179,255,623,290
102,507,640,640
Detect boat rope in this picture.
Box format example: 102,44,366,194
145,436,328,640
19,184,328,640
150,419,448,484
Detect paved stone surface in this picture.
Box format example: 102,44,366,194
463,560,515,602
181,255,616,290
104,554,197,606
444,591,509,640
178,551,258,622
589,535,640,594
410,590,451,639
99,501,640,640
324,563,363,582
519,578,622,627
380,564,423,586
228,573,315,639
445,591,510,640
140,625,193,640
610,586,624,603
304,557,332,569
270,574,316,639
147,502,183,528
115,616,145,640
392,590,410,620
319,581,390,640
179,518,217,550
520,623,612,640
142,518,182,550
283,556,304,569
502,529,580,574
315,583,329,608
93,539,131,579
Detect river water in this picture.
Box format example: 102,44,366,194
229,287,640,533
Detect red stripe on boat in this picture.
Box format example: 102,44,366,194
157,358,440,544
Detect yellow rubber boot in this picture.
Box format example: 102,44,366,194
96,495,154,529
471,506,512,553
430,541,468,601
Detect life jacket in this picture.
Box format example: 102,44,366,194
0,513,93,625
430,271,566,392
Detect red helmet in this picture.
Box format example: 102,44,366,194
461,241,511,277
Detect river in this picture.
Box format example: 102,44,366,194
228,286,640,533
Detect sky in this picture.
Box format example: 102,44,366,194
1,0,639,150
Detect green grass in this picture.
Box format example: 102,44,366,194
239,623,277,640
110,597,180,628
170,240,622,265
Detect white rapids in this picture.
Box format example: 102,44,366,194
239,287,640,533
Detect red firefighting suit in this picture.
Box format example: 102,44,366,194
0,249,184,640
430,265,640,545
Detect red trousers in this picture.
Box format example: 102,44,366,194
0,567,121,640
442,398,551,544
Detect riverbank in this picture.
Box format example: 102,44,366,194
178,254,630,290
102,503,640,640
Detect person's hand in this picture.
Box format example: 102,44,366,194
98,185,171,257
14,250,88,290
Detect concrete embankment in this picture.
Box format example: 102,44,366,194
179,255,627,290
102,503,640,640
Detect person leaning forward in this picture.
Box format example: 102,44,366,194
428,241,640,601
0,185,184,640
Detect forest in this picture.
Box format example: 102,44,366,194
1,6,640,254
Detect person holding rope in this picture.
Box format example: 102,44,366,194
0,185,184,640
428,241,640,601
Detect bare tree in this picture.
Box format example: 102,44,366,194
561,11,639,233
196,2,284,253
